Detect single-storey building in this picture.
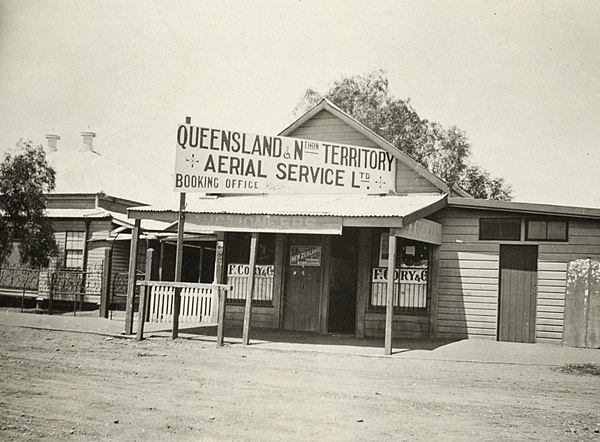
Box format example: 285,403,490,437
0,132,215,307
128,99,600,347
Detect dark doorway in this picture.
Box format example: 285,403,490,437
498,245,538,343
328,228,359,333
160,242,215,283
283,235,322,332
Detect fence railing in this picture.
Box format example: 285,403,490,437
0,268,40,291
137,281,226,324
0,266,103,315
109,271,144,316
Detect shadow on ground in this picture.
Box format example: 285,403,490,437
150,323,455,354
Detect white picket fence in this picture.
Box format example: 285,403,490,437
137,281,229,324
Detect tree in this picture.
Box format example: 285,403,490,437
0,140,58,268
295,71,513,200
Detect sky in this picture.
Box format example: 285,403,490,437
1,0,599,208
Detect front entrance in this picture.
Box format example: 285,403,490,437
498,245,538,343
282,235,323,332
328,228,358,333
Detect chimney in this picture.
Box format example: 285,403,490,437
45,133,60,153
80,131,96,152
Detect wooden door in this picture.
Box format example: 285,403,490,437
498,245,538,343
328,228,358,333
283,235,322,332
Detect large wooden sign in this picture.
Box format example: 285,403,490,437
174,123,396,194
184,213,342,235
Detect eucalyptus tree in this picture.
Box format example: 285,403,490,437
0,140,58,267
295,71,512,200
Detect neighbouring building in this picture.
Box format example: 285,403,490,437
127,99,600,347
0,131,215,307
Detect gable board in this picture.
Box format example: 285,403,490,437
281,105,447,195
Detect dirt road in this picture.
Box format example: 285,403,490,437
1,324,599,441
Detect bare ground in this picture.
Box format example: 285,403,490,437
1,324,599,441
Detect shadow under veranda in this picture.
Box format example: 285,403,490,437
146,323,456,354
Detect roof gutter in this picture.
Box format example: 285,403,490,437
448,197,600,220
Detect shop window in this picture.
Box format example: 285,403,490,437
526,219,568,241
479,218,521,241
64,231,85,269
225,233,275,305
378,233,389,267
370,230,429,313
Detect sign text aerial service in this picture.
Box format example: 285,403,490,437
174,122,396,194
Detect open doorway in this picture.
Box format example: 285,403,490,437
328,228,359,333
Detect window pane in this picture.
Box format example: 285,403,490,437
480,218,520,240
527,221,547,240
370,237,429,311
66,250,83,268
66,231,84,248
379,233,389,267
225,233,275,265
547,221,567,240
226,232,250,263
257,234,275,265
65,231,85,268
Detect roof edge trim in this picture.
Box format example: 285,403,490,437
448,197,600,220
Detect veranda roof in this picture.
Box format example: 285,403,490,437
128,193,447,234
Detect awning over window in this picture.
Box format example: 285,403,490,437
128,193,447,235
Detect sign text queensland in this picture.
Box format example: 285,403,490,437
174,123,396,194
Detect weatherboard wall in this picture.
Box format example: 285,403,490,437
30,219,113,303
429,207,600,344
286,109,442,195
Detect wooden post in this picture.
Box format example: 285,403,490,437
158,240,164,281
319,235,331,333
215,232,227,347
99,248,112,318
197,246,204,282
272,234,285,328
355,228,372,338
172,192,186,340
137,249,154,341
384,231,397,355
428,245,440,339
79,220,91,315
48,272,54,315
242,233,259,345
124,219,141,334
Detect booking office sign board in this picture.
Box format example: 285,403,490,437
174,122,396,194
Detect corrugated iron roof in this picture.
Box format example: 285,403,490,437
108,211,173,231
447,197,600,219
130,193,447,218
45,208,112,219
46,149,174,206
45,208,175,231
